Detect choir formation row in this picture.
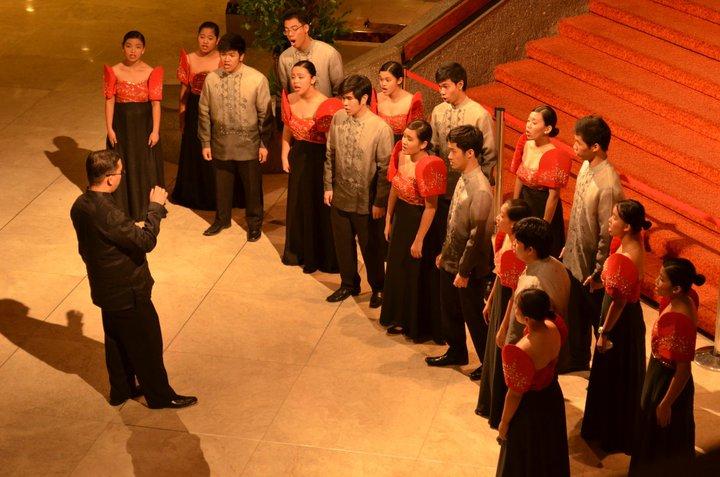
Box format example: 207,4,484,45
91,9,706,476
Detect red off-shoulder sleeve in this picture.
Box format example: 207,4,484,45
498,250,525,290
103,65,116,99
406,92,424,122
494,231,506,253
510,134,528,174
177,49,191,85
552,314,569,345
502,345,535,393
387,140,402,182
370,88,378,114
315,98,343,133
416,155,447,198
536,147,572,189
601,253,641,301
148,66,164,101
281,89,292,125
654,312,697,363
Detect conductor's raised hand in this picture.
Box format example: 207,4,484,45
149,186,168,206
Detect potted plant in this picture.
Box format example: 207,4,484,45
226,1,350,172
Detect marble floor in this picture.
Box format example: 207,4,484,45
1,0,719,476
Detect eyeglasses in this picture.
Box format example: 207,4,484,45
283,24,305,34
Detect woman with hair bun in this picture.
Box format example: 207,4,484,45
380,120,446,342
582,199,651,454
629,258,703,474
377,61,424,144
476,198,531,427
496,287,570,477
510,105,572,258
104,30,165,221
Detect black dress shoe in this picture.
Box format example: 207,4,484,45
369,291,383,308
469,365,483,381
386,325,404,335
148,395,198,409
247,228,262,242
203,221,230,236
425,352,469,367
326,287,360,302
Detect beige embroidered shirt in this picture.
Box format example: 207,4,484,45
278,39,343,97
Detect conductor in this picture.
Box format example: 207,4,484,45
70,150,197,409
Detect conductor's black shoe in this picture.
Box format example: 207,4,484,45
425,352,469,367
149,395,198,409
326,287,359,302
386,325,404,335
247,228,262,242
369,291,383,308
203,221,230,236
469,365,483,381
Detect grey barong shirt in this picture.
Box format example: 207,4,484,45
324,109,394,214
431,97,497,195
440,167,494,278
506,257,570,345
562,160,624,282
278,39,343,97
198,64,273,161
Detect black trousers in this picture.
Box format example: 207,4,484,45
439,268,487,360
566,272,605,370
214,159,263,230
101,299,174,407
330,206,385,292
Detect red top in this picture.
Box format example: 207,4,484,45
652,312,697,365
281,90,342,144
104,65,163,103
502,315,568,393
494,231,525,290
510,134,572,189
387,141,446,206
177,49,221,95
601,253,642,302
378,92,424,135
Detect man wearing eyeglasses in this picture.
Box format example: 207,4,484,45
70,150,197,410
277,8,343,97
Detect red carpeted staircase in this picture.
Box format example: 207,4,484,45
467,0,720,335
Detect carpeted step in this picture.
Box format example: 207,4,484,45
470,82,720,334
474,76,720,236
525,35,720,141
590,0,720,61
494,59,720,187
559,14,720,101
651,0,720,26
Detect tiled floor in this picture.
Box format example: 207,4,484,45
0,1,718,476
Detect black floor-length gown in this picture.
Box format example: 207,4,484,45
581,253,646,455
104,65,165,222
280,91,339,273
477,233,525,428
379,147,446,342
496,317,570,477
630,310,697,474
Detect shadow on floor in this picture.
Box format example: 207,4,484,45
0,298,210,476
44,136,93,191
